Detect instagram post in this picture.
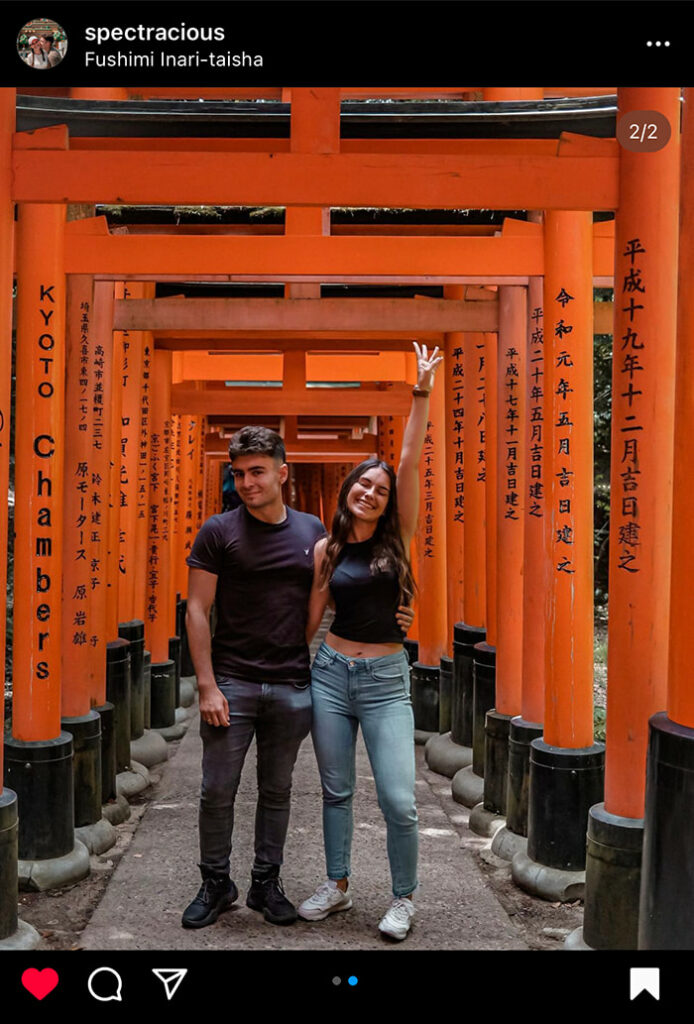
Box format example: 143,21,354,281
0,0,692,1008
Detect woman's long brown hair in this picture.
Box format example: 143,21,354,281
319,458,416,605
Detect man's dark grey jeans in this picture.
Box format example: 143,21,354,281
198,675,312,875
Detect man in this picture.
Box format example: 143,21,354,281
39,35,62,67
182,426,326,928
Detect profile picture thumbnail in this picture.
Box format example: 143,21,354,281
17,18,67,69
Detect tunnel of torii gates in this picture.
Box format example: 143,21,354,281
0,82,694,952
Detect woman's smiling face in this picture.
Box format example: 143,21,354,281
346,467,391,523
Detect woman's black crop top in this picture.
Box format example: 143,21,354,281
329,537,406,644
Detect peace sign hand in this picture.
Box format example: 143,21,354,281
413,341,444,393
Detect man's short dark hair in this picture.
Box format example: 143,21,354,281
228,425,286,464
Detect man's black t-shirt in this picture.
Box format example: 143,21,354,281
186,505,325,684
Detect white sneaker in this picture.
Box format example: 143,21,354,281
298,880,353,921
378,898,415,940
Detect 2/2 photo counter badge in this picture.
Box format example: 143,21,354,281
17,17,67,69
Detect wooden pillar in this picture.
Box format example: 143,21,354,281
483,331,499,650
493,272,548,857
62,274,101,718
145,351,173,663
178,415,200,599
456,330,497,805
412,373,447,734
495,287,526,721
134,330,154,623
117,282,149,626
106,283,125,643
521,278,547,728
443,286,465,654
638,88,694,950
0,88,24,944
5,204,79,868
448,330,487,758
11,206,66,740
60,273,112,830
471,287,526,828
462,332,487,630
513,212,604,897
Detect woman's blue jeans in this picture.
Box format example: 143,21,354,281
310,642,418,898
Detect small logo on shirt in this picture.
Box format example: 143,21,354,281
304,548,310,555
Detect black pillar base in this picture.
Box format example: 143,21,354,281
582,802,643,950
179,598,195,677
472,642,496,777
452,623,486,748
118,620,145,740
169,635,182,707
3,734,74,861
438,655,453,735
0,789,18,939
106,638,132,773
506,716,544,837
403,639,419,667
60,711,102,827
639,712,694,949
483,709,512,815
150,659,177,729
94,701,117,803
143,651,152,729
528,739,605,870
411,662,440,734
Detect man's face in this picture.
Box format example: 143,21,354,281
231,453,287,511
40,37,51,51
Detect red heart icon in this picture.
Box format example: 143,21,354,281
21,967,59,1000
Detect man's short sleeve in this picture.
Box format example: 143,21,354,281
186,516,224,576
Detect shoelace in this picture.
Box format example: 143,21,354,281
199,878,227,904
387,899,413,923
308,882,335,904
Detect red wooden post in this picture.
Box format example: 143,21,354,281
514,211,604,900
5,203,88,884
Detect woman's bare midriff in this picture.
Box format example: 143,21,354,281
325,630,403,659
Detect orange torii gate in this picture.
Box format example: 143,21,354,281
0,82,688,956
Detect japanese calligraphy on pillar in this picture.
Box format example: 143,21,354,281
170,412,181,584
197,418,206,527
553,288,576,574
616,237,646,574
476,340,486,485
527,306,544,518
423,420,436,557
119,325,131,577
449,343,464,524
503,346,521,520
67,298,101,650
183,417,197,559
138,342,151,526
147,426,161,624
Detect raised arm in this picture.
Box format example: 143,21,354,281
306,536,331,643
396,342,444,545
186,567,230,727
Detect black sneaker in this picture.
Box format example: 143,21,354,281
181,874,238,929
246,865,297,925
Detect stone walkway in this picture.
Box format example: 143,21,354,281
81,688,526,952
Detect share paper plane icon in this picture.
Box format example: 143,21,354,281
152,968,188,1001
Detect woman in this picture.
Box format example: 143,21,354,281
298,341,443,940
23,36,48,68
